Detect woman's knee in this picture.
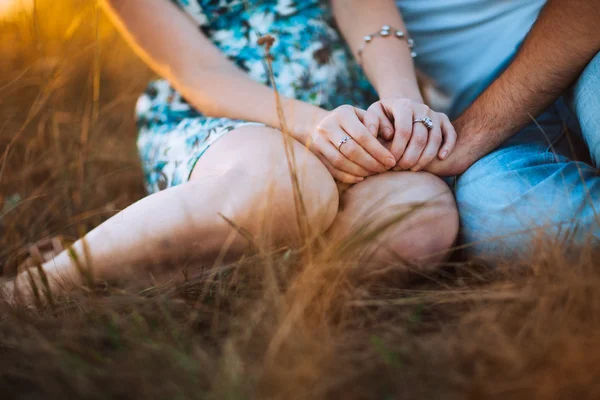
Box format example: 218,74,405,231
380,172,458,262
336,171,458,264
193,126,339,239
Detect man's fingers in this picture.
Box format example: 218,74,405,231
438,115,457,160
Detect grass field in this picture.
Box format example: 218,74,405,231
2,2,600,399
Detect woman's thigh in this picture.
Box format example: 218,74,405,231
190,125,340,239
328,171,458,266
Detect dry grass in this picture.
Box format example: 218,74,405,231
2,2,600,399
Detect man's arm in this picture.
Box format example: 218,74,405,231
427,0,600,176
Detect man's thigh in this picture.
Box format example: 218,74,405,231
455,104,600,260
567,51,600,167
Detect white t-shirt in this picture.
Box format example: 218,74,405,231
397,0,546,116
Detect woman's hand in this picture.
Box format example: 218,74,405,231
308,105,397,184
367,98,457,172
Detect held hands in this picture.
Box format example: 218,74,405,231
306,99,457,184
367,98,457,172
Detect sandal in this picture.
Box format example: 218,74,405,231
3,235,73,278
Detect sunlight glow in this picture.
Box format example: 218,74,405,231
0,0,33,18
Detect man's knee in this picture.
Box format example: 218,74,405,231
568,51,600,166
456,150,600,259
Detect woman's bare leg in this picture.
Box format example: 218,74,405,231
327,171,458,273
3,127,338,300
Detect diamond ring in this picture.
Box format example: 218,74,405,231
337,136,352,151
413,117,434,131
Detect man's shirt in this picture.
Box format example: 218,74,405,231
397,0,546,117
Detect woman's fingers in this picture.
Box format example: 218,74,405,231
318,137,371,177
337,107,396,171
397,123,427,170
324,123,382,173
438,115,457,160
366,98,456,170
316,153,364,184
395,104,432,170
411,115,442,171
355,109,397,168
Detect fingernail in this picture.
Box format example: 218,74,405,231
383,127,393,139
369,125,377,136
411,166,421,172
355,177,365,183
385,157,396,168
440,151,448,159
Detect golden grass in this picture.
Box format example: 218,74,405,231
2,2,600,399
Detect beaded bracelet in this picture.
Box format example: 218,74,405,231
357,25,416,66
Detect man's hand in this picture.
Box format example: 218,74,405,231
421,115,495,177
421,136,476,177
448,0,600,168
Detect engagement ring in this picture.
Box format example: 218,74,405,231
337,136,352,151
413,117,434,131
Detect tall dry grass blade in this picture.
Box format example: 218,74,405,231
92,1,101,122
350,289,521,307
0,65,33,93
34,263,55,310
258,35,311,246
63,6,88,41
218,212,258,250
24,267,43,309
79,229,94,286
66,244,94,289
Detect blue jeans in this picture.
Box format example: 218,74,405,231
455,52,600,258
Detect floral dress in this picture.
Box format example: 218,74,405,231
136,0,377,194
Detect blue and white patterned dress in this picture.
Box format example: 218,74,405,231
136,0,377,193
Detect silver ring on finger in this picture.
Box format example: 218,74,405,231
413,117,434,131
336,136,352,151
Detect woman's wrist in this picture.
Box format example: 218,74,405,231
377,78,424,103
358,39,424,103
284,102,329,145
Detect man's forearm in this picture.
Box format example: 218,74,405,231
439,0,600,175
